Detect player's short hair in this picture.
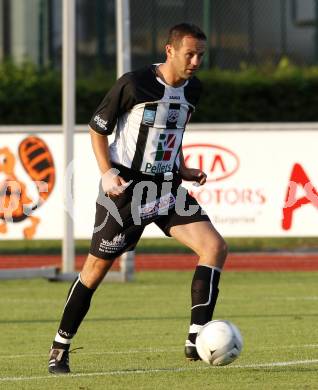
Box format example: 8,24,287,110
167,23,207,48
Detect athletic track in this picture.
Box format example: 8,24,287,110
1,252,318,271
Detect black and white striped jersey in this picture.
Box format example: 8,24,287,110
89,64,202,175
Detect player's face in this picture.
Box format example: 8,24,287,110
168,36,206,80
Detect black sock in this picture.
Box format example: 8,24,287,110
187,265,221,344
52,275,95,349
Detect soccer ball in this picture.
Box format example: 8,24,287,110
196,320,243,366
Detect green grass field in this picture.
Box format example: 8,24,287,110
0,271,318,389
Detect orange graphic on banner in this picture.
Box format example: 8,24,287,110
0,136,55,238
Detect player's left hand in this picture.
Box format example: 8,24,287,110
180,168,207,185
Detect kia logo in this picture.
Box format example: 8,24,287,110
183,144,240,182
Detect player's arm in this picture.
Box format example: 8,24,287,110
88,74,135,196
89,126,112,173
178,79,206,185
179,147,207,185
89,127,130,196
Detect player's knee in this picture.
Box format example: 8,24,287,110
217,238,228,262
199,237,228,266
212,238,228,259
81,254,114,289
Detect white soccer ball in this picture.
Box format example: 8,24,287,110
196,320,243,366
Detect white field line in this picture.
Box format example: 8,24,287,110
1,359,318,382
1,343,318,360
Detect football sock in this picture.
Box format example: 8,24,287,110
52,274,95,350
188,265,221,344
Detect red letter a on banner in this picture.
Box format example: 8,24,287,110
282,163,318,230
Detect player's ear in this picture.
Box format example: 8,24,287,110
166,44,174,59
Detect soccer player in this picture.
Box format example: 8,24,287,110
48,23,227,374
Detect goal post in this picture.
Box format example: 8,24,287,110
62,0,75,276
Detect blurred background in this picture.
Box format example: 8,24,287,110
1,0,318,72
1,0,318,124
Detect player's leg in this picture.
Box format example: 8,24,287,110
51,255,114,346
49,188,143,374
48,254,114,374
169,220,227,267
169,220,227,360
48,219,145,374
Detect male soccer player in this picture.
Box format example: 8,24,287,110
48,23,227,374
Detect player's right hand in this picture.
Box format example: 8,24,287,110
101,168,132,197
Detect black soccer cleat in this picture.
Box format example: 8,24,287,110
184,339,201,361
48,348,70,374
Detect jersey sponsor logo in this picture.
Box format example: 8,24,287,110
138,193,176,220
167,109,179,123
144,133,176,173
94,115,108,131
169,95,180,100
142,108,156,126
145,162,173,174
155,133,176,161
99,233,126,254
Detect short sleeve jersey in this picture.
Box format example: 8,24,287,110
89,64,202,175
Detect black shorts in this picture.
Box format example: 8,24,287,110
89,163,210,260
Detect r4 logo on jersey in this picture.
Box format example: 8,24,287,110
155,134,176,161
